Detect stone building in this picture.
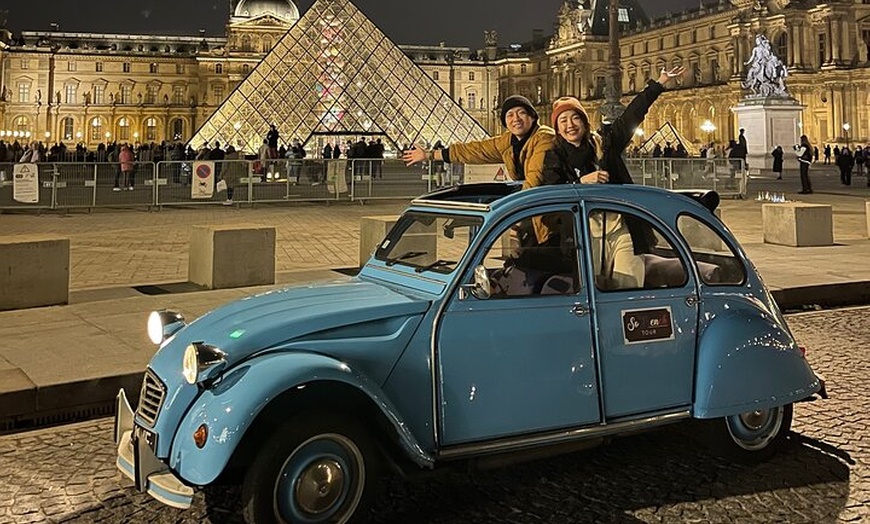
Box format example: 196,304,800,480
1,0,868,152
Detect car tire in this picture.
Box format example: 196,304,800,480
242,413,379,524
708,403,793,463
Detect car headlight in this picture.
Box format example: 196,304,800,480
182,342,228,386
148,310,186,346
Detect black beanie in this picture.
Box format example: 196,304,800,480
500,95,538,126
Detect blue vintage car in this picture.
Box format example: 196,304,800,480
115,182,821,524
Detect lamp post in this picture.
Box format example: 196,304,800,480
600,0,624,123
843,122,851,149
701,119,716,146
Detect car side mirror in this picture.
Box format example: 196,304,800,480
461,264,492,300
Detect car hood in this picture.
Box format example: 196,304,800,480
153,279,431,369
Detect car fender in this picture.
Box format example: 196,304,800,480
168,351,434,485
693,299,820,419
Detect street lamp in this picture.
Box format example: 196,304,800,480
843,122,851,148
701,119,716,145
600,0,624,123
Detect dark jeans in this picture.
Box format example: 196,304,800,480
799,162,812,192
840,168,852,186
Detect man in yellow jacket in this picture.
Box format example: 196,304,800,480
403,95,555,190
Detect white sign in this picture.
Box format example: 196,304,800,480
192,161,215,199
13,163,39,204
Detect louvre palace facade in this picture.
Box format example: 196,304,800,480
0,0,868,153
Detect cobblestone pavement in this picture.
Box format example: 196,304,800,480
0,307,867,523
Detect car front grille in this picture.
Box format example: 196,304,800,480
136,369,166,427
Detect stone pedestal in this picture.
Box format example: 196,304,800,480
189,225,275,289
732,98,805,171
359,215,437,267
762,203,833,247
0,237,70,311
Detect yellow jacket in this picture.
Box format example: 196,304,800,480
447,124,556,189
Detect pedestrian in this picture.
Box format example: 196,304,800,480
735,128,748,169
18,141,43,163
403,94,555,189
795,135,813,194
853,146,864,178
266,124,279,159
221,145,246,205
823,144,831,164
117,144,135,190
771,145,784,180
836,146,853,186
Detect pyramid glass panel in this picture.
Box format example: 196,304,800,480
191,0,487,153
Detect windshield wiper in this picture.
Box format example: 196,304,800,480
385,251,429,266
415,259,457,273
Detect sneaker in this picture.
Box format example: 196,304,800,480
112,187,121,192
222,199,234,206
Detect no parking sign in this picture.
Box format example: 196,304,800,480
192,161,215,199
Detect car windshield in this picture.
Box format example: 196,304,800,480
374,212,483,274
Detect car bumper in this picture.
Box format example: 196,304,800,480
114,389,194,509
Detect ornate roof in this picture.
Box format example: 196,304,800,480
233,0,300,24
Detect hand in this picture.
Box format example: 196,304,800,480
402,143,427,166
580,170,609,184
657,65,686,87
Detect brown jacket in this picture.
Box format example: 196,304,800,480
447,124,556,189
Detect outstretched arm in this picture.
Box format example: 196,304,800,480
607,66,685,153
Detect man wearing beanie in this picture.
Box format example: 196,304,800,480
403,94,555,190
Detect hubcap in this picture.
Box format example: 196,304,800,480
727,406,784,451
295,460,345,515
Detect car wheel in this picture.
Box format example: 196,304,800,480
710,403,792,463
242,414,379,524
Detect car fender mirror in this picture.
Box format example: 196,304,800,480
463,264,491,300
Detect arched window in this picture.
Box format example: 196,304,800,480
241,35,252,52
118,117,131,141
242,64,251,74
215,63,224,74
62,117,75,141
90,117,103,142
145,118,158,141
263,36,272,53
171,119,184,141
15,116,29,133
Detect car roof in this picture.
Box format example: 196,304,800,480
412,183,720,217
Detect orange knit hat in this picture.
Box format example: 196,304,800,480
551,96,589,130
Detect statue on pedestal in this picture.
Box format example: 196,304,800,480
742,34,789,98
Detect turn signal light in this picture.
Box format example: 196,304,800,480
193,424,209,448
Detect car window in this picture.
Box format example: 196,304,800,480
479,211,580,298
677,214,746,285
588,209,687,291
375,212,482,274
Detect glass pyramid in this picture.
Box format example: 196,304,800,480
190,0,489,153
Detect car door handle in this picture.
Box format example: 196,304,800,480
571,304,590,317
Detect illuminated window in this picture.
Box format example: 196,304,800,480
62,117,74,141
68,61,76,72
65,84,77,104
145,118,158,141
96,62,104,72
171,119,184,140
145,85,158,105
215,63,224,74
173,85,185,105
118,117,131,141
150,63,159,74
213,85,224,102
15,116,29,133
17,83,30,103
93,85,105,104
120,85,132,104
90,118,103,141
618,8,629,23
467,91,476,109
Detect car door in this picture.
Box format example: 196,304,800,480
436,206,601,446
582,203,699,420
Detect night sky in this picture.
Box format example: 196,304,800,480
6,0,712,48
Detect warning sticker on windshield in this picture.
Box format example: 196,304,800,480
621,307,675,345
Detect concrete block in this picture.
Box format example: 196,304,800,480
359,215,437,267
0,237,69,311
189,225,275,289
762,203,833,247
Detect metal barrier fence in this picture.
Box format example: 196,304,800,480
625,158,748,199
0,157,745,211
